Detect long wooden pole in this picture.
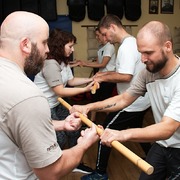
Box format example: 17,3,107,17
58,97,154,175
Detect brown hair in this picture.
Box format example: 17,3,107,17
47,28,76,65
98,14,123,29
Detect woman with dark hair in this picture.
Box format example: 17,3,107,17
34,28,94,174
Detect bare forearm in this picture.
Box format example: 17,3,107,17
52,120,65,131
95,72,132,83
33,124,99,180
70,92,137,115
123,119,179,143
85,62,106,68
100,118,180,148
68,77,92,86
57,87,87,97
33,145,86,180
87,93,136,112
56,145,86,178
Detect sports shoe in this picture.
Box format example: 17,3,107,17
72,163,93,174
81,171,109,180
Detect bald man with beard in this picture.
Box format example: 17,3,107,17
0,11,99,180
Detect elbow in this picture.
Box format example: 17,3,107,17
100,64,106,68
166,121,180,139
161,128,177,140
58,94,67,98
126,76,133,82
55,92,67,98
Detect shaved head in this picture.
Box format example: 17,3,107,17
137,21,172,46
137,21,174,74
0,11,49,76
0,11,49,45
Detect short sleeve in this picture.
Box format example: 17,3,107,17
7,96,62,168
43,60,63,87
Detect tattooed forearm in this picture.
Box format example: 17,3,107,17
95,103,116,111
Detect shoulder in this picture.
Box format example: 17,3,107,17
120,36,138,51
105,42,115,48
104,42,115,51
44,59,59,66
123,36,136,44
43,59,61,72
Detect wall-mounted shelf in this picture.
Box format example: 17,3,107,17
81,25,138,28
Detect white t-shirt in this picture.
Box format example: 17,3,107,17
116,36,150,112
97,42,116,72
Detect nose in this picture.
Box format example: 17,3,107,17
71,46,74,52
141,53,148,63
45,44,49,53
103,36,107,42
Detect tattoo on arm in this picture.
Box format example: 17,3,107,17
95,103,116,111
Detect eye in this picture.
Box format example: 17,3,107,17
43,40,47,45
143,51,154,56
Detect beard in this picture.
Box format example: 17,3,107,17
146,50,168,73
24,43,46,77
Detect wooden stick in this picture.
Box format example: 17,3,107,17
58,97,154,175
91,82,99,94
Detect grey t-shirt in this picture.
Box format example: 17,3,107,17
127,66,180,148
34,59,73,108
0,58,62,179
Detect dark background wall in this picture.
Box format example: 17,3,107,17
0,0,57,24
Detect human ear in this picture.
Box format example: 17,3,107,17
164,41,172,53
20,37,31,54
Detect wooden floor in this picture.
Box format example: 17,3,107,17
62,98,155,180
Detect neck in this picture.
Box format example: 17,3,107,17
160,54,179,76
119,31,131,44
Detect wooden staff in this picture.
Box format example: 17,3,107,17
58,97,154,175
91,81,99,94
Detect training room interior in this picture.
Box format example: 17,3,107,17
1,0,179,179
58,0,180,79
58,1,180,179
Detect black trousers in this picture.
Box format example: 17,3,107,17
140,143,180,180
96,109,151,174
91,82,116,102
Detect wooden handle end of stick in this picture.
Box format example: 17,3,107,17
136,158,154,175
91,82,98,94
146,166,154,175
111,140,154,175
137,158,154,175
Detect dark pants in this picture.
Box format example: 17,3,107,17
140,143,180,180
91,82,116,102
51,102,80,149
96,109,151,174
